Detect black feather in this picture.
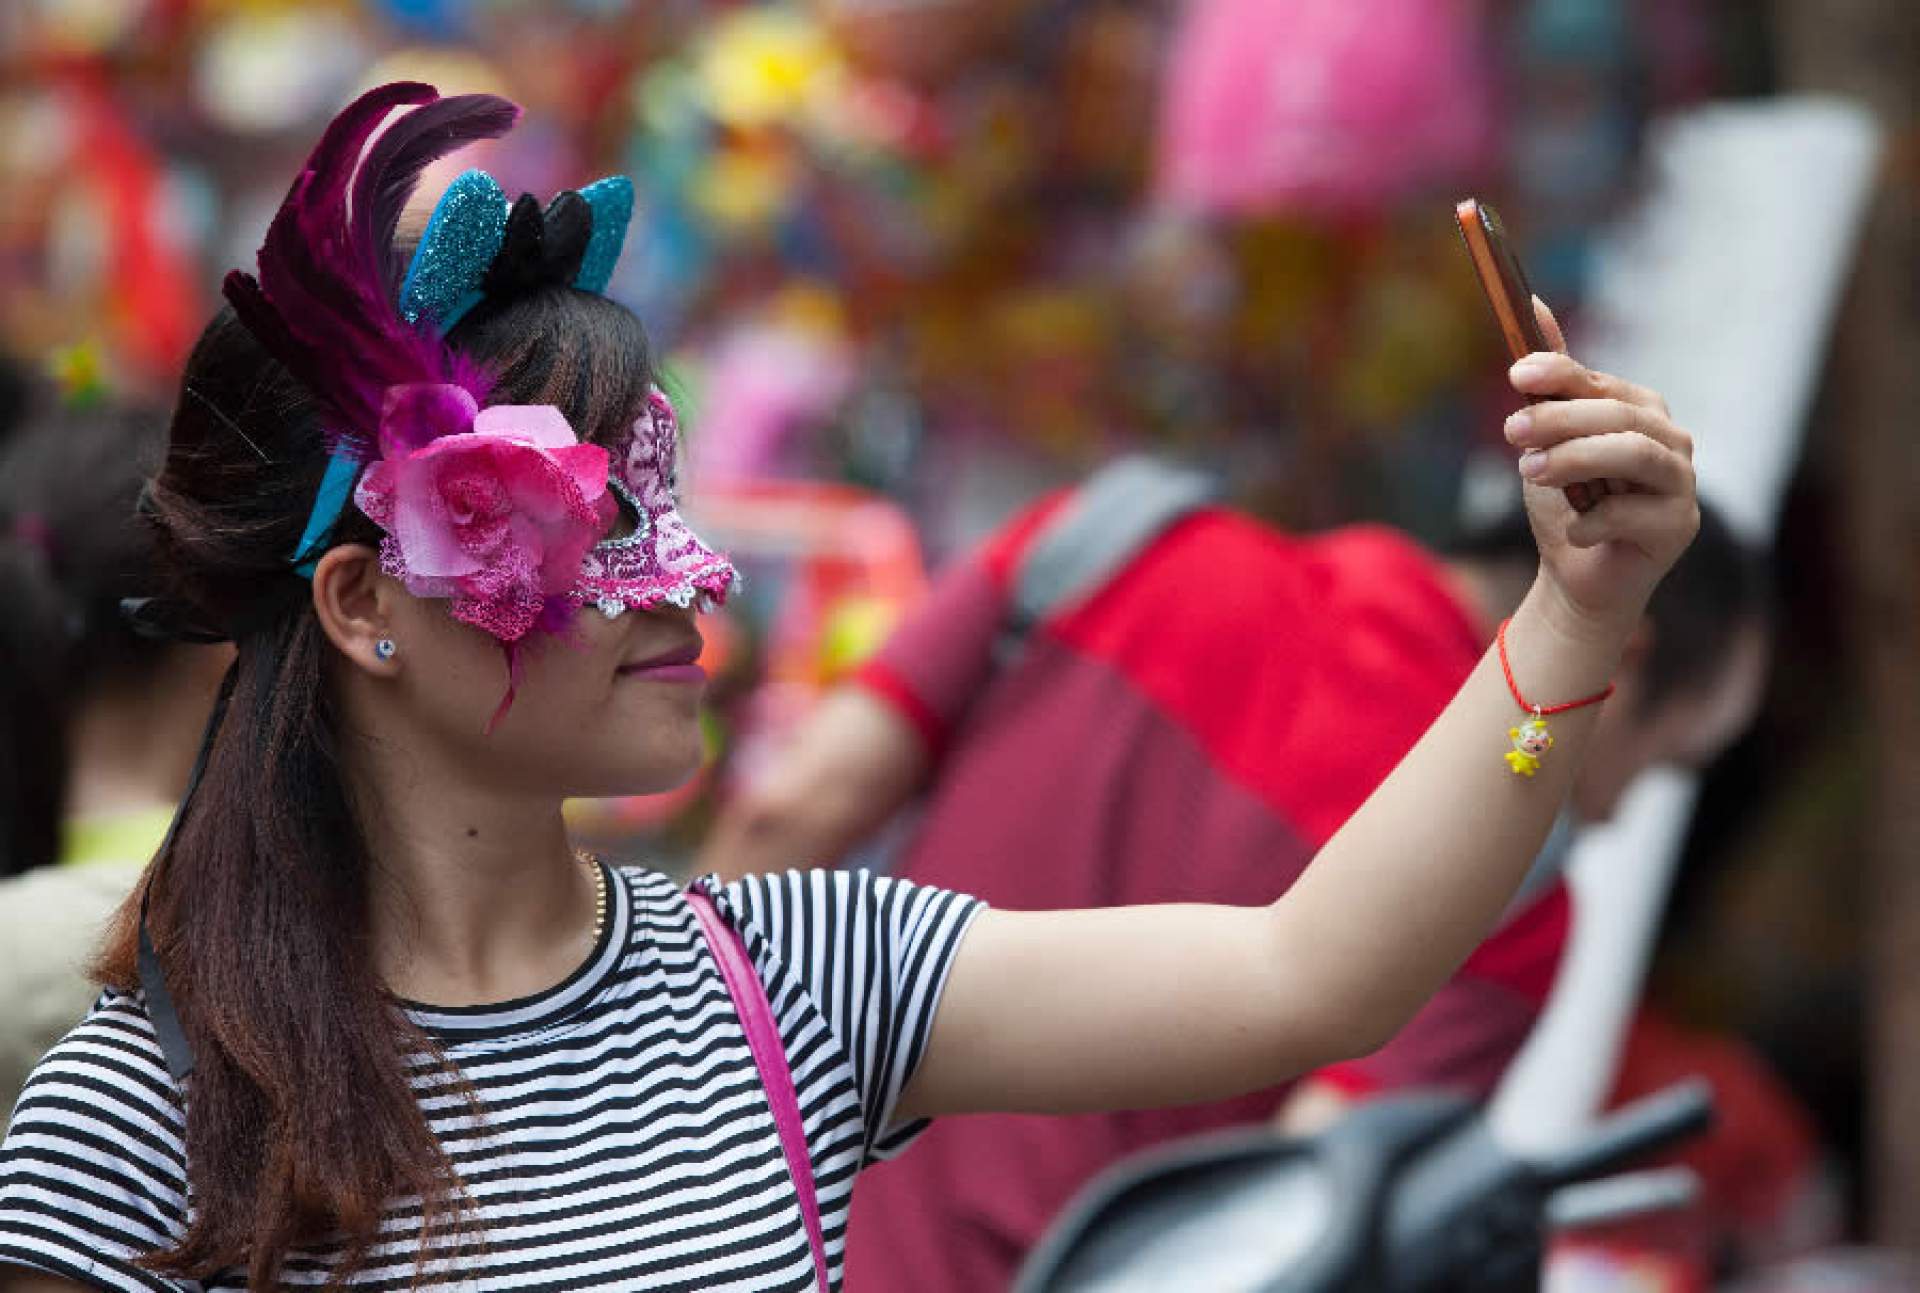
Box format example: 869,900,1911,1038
541,191,592,286
484,194,548,301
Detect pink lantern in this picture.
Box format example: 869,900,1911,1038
1156,0,1500,218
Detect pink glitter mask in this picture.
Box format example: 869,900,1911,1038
353,382,736,653
575,386,740,619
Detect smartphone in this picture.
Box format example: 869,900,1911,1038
1455,198,1599,513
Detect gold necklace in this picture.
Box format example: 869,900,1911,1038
577,850,607,943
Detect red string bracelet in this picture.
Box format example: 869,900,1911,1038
1496,618,1615,778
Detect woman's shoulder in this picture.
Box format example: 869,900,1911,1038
677,868,987,1166
0,991,190,1277
605,861,903,936
684,867,987,1017
697,866,984,932
605,861,684,900
6,988,185,1145
604,862,705,935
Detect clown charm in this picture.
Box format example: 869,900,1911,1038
1505,712,1554,778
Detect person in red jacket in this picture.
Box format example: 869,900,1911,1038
703,485,1768,1291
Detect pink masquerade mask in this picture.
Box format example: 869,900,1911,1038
354,382,738,647
577,387,739,620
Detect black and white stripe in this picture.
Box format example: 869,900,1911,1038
0,867,983,1290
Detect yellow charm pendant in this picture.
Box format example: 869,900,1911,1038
1505,710,1554,777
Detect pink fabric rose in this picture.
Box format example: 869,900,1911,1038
356,397,612,643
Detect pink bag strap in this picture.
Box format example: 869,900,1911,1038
687,887,830,1291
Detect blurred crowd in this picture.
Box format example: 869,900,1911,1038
1,0,1910,1288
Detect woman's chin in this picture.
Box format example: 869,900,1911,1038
592,746,704,800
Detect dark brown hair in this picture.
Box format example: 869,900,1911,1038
0,384,171,875
93,283,657,1284
1448,500,1770,715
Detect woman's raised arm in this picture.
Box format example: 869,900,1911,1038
899,308,1698,1121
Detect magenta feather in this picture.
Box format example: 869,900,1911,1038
359,92,521,285
222,82,520,460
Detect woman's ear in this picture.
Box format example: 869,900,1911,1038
310,544,401,677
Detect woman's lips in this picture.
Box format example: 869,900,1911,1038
617,662,707,685
617,640,706,684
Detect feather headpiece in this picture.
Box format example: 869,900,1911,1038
221,82,519,464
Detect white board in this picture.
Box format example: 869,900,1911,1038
1491,96,1882,1151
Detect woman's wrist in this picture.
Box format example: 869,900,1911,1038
1505,577,1633,706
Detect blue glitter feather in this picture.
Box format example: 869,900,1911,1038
574,176,634,294
290,452,361,578
398,169,507,329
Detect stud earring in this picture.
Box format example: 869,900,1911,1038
374,638,397,662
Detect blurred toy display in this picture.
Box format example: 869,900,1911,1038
1,0,1746,524
609,0,1738,553
0,72,203,392
1157,0,1499,218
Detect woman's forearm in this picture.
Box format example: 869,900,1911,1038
1263,579,1622,1062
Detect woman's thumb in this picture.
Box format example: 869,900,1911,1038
1532,295,1569,355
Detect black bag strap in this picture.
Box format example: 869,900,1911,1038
138,661,238,1084
999,456,1218,662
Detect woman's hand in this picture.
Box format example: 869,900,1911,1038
1507,298,1699,643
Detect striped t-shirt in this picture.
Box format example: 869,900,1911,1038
0,866,984,1290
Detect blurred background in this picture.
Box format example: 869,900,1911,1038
0,0,1913,1285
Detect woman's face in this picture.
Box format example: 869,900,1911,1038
375,586,709,802
324,373,735,806
1569,618,1769,823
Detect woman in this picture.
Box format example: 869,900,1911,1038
0,85,1699,1290
0,386,232,1112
